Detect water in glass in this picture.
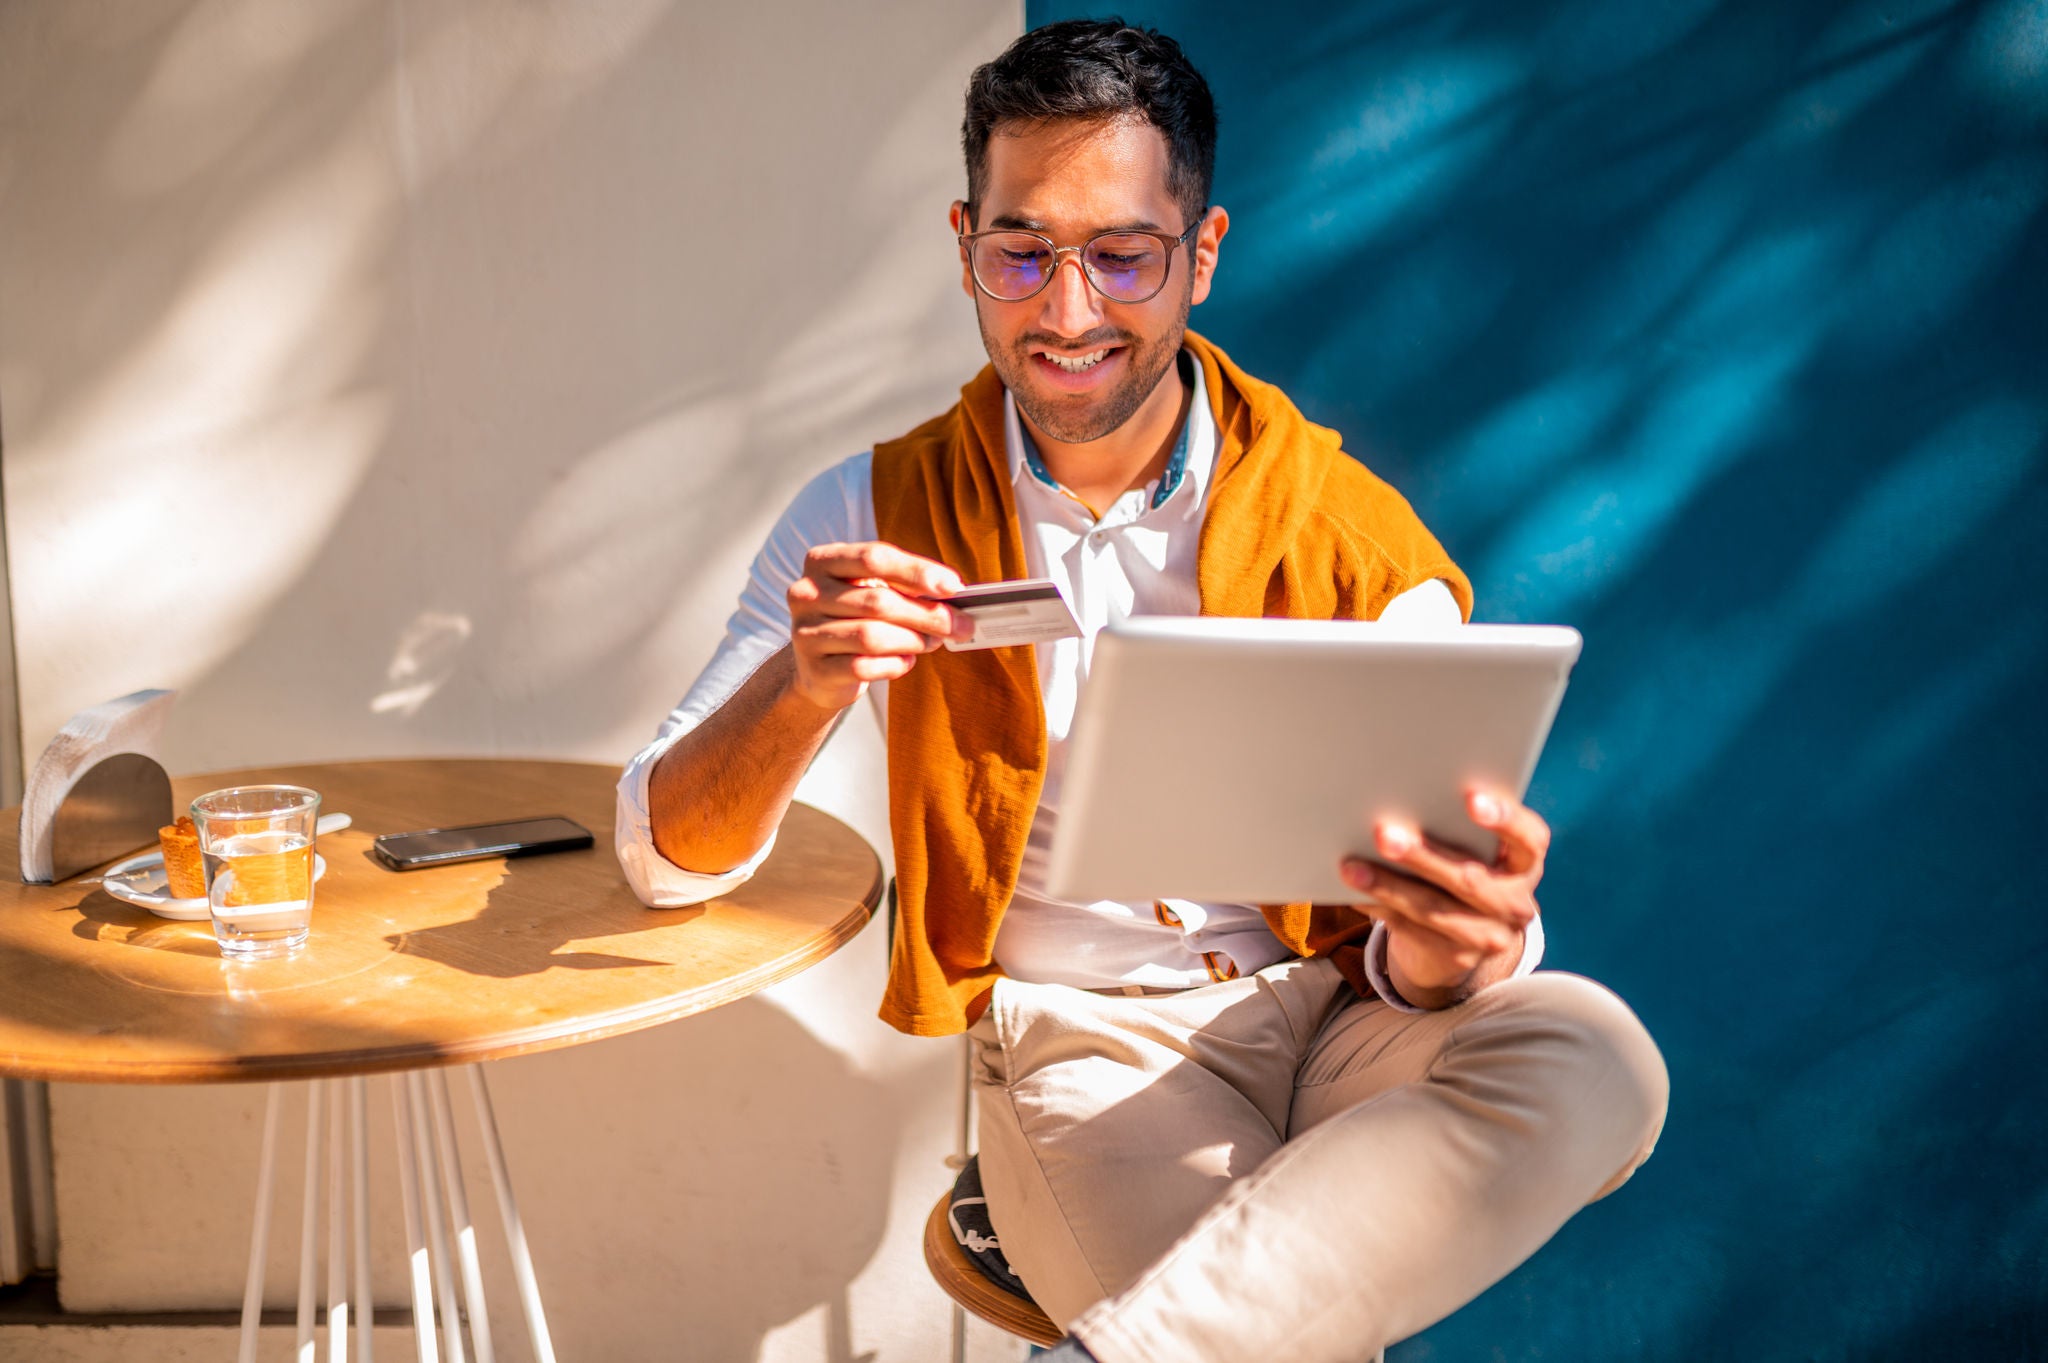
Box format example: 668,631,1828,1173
204,830,314,957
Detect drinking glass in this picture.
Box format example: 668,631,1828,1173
190,785,321,958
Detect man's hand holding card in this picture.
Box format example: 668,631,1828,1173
939,578,1082,651
786,543,1080,712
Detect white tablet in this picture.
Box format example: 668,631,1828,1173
1044,617,1581,905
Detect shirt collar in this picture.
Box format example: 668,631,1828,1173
1002,349,1214,514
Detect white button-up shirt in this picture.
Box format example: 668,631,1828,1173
615,354,1541,1006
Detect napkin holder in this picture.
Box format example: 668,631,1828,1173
18,690,178,884
47,753,174,883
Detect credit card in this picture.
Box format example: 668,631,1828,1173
939,578,1081,651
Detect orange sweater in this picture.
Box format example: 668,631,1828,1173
870,332,1472,1036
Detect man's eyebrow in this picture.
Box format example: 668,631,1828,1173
985,213,1169,233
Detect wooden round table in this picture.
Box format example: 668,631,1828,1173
0,758,882,1082
0,757,884,1360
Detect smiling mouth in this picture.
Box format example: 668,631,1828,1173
1035,346,1119,374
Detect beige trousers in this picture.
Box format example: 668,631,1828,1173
968,959,1668,1363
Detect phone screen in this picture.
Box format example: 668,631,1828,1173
373,817,593,870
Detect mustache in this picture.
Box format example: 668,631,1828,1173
1018,330,1133,352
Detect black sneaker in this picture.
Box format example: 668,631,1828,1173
948,1154,1035,1302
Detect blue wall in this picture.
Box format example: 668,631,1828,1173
1031,2,2048,1357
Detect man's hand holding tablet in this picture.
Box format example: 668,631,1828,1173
1345,788,1549,1009
1043,616,1581,1012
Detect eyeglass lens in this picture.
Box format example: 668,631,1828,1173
970,232,1174,302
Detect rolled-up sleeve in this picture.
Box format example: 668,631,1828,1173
616,453,876,906
616,660,784,907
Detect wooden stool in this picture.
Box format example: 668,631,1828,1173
923,1189,1063,1346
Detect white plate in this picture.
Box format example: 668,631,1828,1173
100,851,329,921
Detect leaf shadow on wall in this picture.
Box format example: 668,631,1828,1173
5,1,1013,1356
8,0,1001,772
1036,0,2048,1357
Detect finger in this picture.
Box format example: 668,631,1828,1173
1371,822,1537,928
796,618,942,657
805,542,964,598
1381,915,1492,982
1376,882,1522,959
1380,912,1464,960
802,649,921,687
815,581,968,640
1467,788,1550,874
1341,859,1524,956
788,573,968,642
804,649,920,682
846,653,919,682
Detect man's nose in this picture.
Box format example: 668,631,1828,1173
1036,250,1105,337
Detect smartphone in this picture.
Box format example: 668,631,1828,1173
371,816,595,872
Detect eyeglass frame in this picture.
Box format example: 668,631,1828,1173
956,215,1205,305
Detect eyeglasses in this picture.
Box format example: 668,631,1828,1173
958,220,1201,304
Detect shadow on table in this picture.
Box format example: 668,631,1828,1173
374,862,699,977
18,889,552,1071
382,919,673,977
67,888,224,957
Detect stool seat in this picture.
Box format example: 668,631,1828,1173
922,1189,1063,1346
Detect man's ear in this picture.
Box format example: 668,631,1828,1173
1188,204,1230,308
951,200,977,300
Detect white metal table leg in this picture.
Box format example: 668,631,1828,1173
407,1072,467,1363
239,1085,285,1363
352,1076,375,1363
297,1082,325,1362
236,1068,553,1362
428,1070,496,1363
466,1066,556,1363
328,1080,349,1363
391,1075,440,1363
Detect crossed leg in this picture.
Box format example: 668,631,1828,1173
972,963,1668,1363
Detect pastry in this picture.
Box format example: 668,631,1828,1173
157,816,206,899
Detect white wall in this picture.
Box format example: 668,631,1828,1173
0,1,1026,1358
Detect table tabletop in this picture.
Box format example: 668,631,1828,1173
0,758,884,1084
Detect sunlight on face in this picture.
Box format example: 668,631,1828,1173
966,117,1200,445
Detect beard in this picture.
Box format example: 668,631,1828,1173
976,290,1191,446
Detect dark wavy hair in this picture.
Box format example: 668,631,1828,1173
962,18,1217,234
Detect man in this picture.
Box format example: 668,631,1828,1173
619,20,1667,1362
